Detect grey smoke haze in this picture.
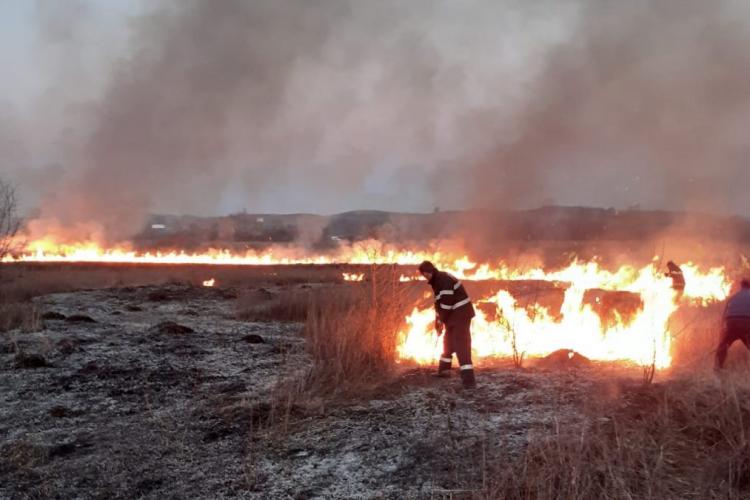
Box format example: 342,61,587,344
2,0,750,241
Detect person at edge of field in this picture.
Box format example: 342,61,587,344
418,260,476,389
665,260,686,300
715,278,750,370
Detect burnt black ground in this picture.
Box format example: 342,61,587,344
0,285,641,499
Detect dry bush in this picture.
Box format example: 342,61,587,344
300,267,415,396
490,375,750,499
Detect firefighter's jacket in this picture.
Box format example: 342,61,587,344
725,289,750,319
666,263,685,291
429,271,475,324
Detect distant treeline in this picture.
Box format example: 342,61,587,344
133,207,750,250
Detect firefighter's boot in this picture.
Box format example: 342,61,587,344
433,357,452,378
460,367,476,389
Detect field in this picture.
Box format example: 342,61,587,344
1,263,750,499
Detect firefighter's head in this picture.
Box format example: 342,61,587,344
418,260,437,281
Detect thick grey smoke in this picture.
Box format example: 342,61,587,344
6,0,750,242
462,0,750,214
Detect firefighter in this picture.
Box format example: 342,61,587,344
665,261,686,299
715,279,750,370
418,260,476,389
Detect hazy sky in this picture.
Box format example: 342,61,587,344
1,0,749,238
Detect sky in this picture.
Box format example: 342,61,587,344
0,0,748,242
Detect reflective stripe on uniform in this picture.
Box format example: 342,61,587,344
452,297,470,309
460,364,473,371
435,290,454,301
439,297,471,310
440,357,452,363
453,281,462,290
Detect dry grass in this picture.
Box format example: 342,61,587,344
0,303,42,333
489,375,750,499
0,267,44,333
300,268,417,396
235,289,314,322
263,267,418,403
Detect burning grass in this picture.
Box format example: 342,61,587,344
490,375,750,499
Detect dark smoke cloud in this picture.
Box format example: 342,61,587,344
6,0,750,241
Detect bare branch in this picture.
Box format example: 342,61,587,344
0,179,20,260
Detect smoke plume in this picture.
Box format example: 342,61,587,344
5,0,750,242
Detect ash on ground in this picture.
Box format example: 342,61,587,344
1,284,640,499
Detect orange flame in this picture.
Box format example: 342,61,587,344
343,272,365,282
396,261,729,369
6,238,732,369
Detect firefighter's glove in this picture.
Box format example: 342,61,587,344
435,319,445,335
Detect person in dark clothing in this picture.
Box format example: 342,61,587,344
665,261,686,299
715,279,750,370
419,260,476,388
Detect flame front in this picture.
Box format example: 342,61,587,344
6,237,733,369
397,262,729,369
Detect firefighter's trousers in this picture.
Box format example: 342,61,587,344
716,317,750,369
438,317,475,386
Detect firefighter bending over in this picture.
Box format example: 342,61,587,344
715,279,750,370
419,261,476,389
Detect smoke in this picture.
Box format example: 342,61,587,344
463,0,750,214
6,0,750,242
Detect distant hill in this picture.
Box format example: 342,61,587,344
134,206,750,250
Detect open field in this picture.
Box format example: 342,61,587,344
1,263,750,498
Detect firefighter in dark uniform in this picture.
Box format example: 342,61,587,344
665,261,686,299
715,279,750,370
419,261,476,389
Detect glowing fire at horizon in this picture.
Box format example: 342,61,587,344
202,278,216,287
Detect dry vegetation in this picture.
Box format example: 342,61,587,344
490,375,750,499
0,262,358,333
301,270,417,395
